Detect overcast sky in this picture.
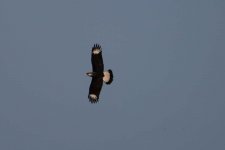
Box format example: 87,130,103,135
1,0,225,150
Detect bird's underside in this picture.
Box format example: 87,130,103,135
87,44,113,103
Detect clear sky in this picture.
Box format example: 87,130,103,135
1,0,225,150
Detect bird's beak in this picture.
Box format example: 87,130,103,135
86,72,91,77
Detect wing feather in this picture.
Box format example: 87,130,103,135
91,44,104,72
88,77,103,103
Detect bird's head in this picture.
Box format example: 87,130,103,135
86,72,96,77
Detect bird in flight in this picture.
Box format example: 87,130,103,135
86,44,113,103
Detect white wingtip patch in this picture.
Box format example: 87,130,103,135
89,94,97,100
92,49,101,54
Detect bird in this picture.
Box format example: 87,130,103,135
86,44,113,103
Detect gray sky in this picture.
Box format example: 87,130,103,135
1,0,225,150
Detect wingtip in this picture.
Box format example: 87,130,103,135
88,94,99,103
92,44,102,54
92,43,101,50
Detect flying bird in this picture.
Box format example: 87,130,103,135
86,44,113,103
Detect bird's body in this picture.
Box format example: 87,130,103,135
86,44,113,103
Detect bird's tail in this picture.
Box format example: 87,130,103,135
103,69,113,84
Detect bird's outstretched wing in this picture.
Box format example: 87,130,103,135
88,77,103,103
91,44,104,72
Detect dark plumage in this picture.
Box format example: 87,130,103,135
86,44,113,103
